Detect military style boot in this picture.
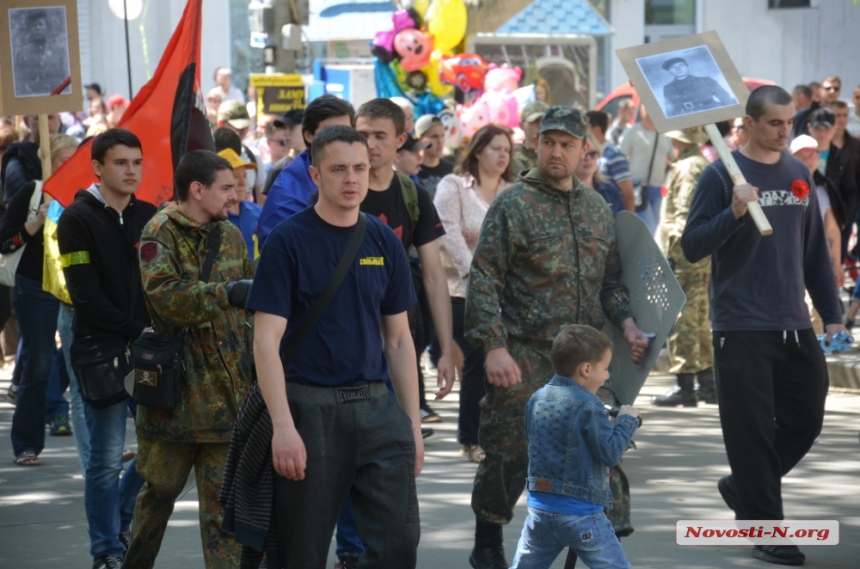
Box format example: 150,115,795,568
469,520,508,569
696,368,717,404
652,373,697,407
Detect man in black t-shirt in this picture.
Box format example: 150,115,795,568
416,114,455,199
357,100,456,415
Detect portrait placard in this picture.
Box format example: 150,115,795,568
0,0,82,116
616,32,748,133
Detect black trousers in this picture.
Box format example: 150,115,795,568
451,297,486,445
713,329,828,520
273,382,420,569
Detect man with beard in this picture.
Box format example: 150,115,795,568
123,150,255,569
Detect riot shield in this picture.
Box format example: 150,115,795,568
603,212,686,405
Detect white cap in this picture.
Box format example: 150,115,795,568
790,134,818,155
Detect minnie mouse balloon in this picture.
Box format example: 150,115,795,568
394,29,434,72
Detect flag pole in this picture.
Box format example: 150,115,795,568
124,0,133,99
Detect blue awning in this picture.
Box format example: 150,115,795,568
496,0,613,36
306,0,396,42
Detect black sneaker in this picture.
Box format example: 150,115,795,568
752,545,806,566
421,428,434,439
420,406,442,423
93,555,123,569
717,475,743,519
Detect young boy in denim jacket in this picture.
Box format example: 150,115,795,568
510,324,640,569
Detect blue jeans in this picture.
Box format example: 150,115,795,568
510,507,630,569
634,185,662,237
10,275,59,457
84,397,144,559
58,302,90,473
46,348,70,419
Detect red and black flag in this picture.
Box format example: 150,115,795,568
44,0,212,206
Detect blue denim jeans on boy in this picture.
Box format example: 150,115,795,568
84,397,144,559
10,275,59,458
46,348,71,420
58,301,90,474
510,507,630,569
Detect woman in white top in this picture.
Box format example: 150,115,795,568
434,124,514,462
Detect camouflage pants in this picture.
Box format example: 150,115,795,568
667,270,713,374
123,436,240,569
471,340,633,535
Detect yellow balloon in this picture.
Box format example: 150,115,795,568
411,0,430,18
426,0,467,54
422,62,453,97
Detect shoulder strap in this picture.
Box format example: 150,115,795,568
200,226,221,283
645,131,659,187
396,172,420,230
280,213,367,371
28,181,43,219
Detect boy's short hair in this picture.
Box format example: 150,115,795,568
356,98,407,136
551,324,612,378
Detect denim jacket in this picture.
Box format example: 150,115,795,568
525,375,638,507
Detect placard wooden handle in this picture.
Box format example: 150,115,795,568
703,123,772,236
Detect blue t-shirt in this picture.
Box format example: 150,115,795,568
592,180,625,217
527,490,603,516
247,207,416,387
257,150,316,250
227,200,262,262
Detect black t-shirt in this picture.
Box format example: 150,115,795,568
361,174,445,251
417,157,454,200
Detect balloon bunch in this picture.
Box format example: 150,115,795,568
372,0,468,107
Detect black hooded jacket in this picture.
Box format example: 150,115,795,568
57,185,157,341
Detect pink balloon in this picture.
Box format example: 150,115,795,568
484,67,522,94
483,91,520,128
394,29,433,72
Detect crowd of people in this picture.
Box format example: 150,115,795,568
0,68,858,569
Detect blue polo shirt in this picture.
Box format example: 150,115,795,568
247,207,416,387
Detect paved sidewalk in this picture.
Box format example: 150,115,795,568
0,367,858,568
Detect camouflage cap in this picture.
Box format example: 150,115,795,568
663,126,709,145
521,101,550,123
538,106,587,139
217,99,251,129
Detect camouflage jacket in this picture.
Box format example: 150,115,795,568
136,203,255,443
513,143,538,176
465,168,631,352
659,146,711,274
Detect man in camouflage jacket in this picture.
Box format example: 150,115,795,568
654,127,715,407
464,106,650,569
123,151,254,569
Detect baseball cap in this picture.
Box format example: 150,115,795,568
217,148,256,170
809,107,835,129
107,94,129,109
273,109,304,128
662,57,687,70
399,136,430,153
521,101,549,123
790,134,819,155
218,100,252,130
415,114,443,138
664,126,709,145
538,106,588,139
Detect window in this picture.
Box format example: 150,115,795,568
768,0,815,8
645,0,695,25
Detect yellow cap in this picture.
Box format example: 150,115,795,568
217,148,255,170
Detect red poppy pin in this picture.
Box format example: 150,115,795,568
791,179,810,200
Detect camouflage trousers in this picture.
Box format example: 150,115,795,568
667,270,714,374
471,339,633,536
122,436,241,569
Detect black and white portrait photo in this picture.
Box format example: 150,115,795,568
9,6,72,98
636,46,737,119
